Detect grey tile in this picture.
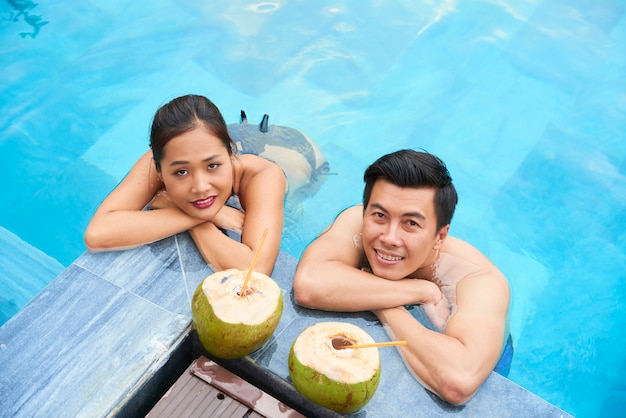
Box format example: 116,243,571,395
0,264,189,418
74,233,213,317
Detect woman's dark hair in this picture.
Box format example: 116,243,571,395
149,95,233,171
363,149,458,231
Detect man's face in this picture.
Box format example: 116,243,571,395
362,179,447,281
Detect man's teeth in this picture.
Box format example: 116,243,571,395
378,251,402,261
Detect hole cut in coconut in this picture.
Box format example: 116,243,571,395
235,285,254,297
331,336,356,350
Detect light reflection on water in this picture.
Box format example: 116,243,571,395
1,1,625,417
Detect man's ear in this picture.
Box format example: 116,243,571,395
434,224,450,249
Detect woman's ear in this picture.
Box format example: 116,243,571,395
149,155,163,187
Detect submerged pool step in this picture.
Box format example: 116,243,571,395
0,227,63,325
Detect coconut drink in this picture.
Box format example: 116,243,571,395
191,268,283,359
288,322,381,414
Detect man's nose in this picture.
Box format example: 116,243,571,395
380,223,401,246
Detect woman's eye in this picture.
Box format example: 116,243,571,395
208,163,220,170
175,169,189,176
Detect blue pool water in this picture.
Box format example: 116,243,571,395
1,1,625,417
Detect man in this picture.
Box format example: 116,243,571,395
293,149,510,405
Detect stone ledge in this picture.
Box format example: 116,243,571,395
0,232,571,417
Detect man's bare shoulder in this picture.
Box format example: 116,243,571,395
442,236,509,309
444,236,504,276
321,205,364,235
301,205,364,265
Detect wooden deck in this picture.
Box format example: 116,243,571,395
147,357,303,418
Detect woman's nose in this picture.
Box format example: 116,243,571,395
191,173,211,194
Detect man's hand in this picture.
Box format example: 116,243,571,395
421,292,452,331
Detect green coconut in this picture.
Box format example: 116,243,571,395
191,268,283,359
288,322,381,414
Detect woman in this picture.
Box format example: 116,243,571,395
84,95,286,275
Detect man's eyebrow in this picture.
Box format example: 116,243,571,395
404,211,426,220
370,202,425,220
168,153,221,167
369,202,388,213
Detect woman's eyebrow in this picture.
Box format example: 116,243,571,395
169,153,221,167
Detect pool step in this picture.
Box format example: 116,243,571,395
0,227,63,325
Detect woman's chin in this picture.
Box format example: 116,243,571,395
185,207,217,222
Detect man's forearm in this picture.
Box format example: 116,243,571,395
293,262,442,311
375,306,490,405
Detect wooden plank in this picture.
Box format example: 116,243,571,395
190,357,305,418
147,365,252,418
147,357,303,418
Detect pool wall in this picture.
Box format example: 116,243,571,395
0,231,571,417
3,1,626,416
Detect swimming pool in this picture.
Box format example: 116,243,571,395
1,0,624,417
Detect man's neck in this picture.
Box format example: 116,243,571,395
407,251,441,284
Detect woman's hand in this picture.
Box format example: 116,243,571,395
212,205,245,233
149,189,244,232
148,189,176,210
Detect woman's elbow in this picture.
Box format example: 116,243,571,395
83,226,110,253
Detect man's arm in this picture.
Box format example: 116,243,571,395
374,265,510,404
293,206,444,311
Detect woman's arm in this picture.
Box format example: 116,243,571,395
84,151,206,252
189,157,286,275
293,206,444,311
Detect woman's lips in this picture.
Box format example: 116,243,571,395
191,195,216,209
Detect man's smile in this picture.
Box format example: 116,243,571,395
375,249,403,262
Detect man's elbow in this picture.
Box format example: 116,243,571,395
292,281,315,308
438,386,475,406
435,375,481,405
293,271,321,308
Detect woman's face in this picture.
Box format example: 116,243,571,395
157,126,233,221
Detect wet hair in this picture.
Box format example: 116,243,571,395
149,95,234,171
363,149,458,231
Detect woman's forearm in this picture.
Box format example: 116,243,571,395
84,207,204,251
189,220,280,275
